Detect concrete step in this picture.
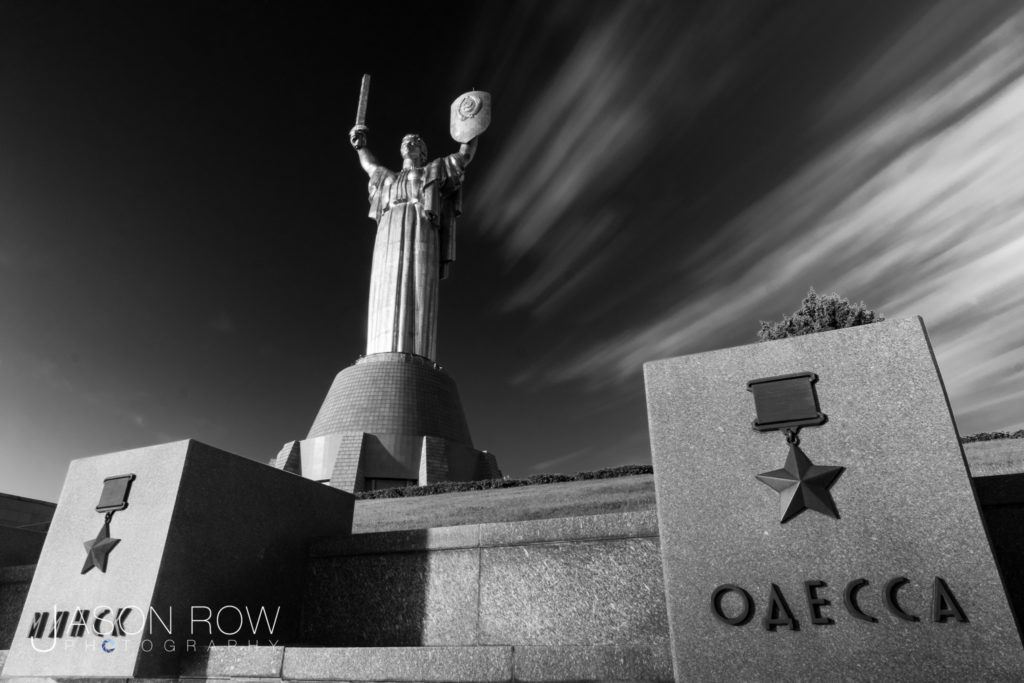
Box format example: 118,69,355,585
1,642,672,682
179,644,673,682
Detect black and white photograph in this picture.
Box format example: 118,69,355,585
2,1,1023,680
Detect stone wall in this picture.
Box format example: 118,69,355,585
0,566,33,650
0,493,55,531
973,472,1024,627
301,509,668,652
0,528,46,568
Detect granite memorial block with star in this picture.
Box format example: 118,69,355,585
644,317,1024,681
2,439,354,679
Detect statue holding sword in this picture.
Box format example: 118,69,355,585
348,75,491,361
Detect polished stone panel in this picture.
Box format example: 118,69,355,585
645,317,1024,681
478,537,667,646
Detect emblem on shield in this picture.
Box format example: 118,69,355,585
450,90,492,143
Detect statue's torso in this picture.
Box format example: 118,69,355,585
378,167,426,214
364,155,463,359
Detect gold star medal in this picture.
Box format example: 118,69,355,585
81,474,135,575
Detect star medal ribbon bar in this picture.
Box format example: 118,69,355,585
747,373,843,524
82,473,136,574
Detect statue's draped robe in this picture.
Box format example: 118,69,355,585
365,154,465,360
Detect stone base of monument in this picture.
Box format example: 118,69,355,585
274,352,501,493
1,440,354,680
173,507,670,681
7,444,1024,681
2,483,671,682
645,317,1024,681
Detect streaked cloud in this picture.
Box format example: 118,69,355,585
475,2,743,313
520,6,1024,433
528,447,592,474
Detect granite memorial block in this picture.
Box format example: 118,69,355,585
644,317,1024,681
3,439,354,679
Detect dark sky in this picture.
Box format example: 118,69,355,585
3,0,1024,501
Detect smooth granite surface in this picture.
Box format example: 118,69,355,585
281,646,513,682
479,538,667,646
4,441,354,679
645,317,1024,681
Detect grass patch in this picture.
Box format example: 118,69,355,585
355,464,653,500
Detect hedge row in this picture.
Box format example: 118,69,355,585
354,464,653,500
961,430,1024,443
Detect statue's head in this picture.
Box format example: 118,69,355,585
400,134,428,166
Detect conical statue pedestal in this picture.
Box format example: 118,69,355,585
274,352,499,493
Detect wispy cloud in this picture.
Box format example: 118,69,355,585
475,3,747,314
528,447,593,474
522,8,1024,432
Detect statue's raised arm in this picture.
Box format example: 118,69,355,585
349,124,381,177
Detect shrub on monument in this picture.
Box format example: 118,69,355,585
757,288,884,341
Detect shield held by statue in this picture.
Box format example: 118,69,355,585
450,91,492,143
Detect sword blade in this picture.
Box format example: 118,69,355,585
355,73,371,126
